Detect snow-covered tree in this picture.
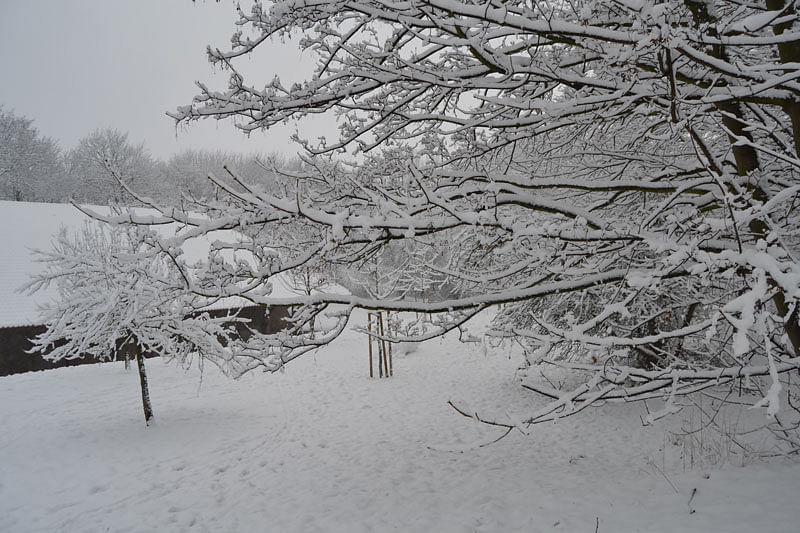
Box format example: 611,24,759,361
0,107,63,202
66,129,156,205
109,1,800,440
23,220,240,426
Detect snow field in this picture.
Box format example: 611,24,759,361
2,312,800,532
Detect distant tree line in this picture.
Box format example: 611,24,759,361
0,106,293,206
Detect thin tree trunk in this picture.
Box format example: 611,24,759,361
765,0,800,356
134,342,155,426
684,0,800,358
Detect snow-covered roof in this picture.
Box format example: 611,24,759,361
0,200,295,329
1,201,97,328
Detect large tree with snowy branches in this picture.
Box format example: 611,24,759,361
108,0,800,440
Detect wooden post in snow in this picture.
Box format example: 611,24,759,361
367,311,394,378
378,313,384,378
367,312,374,378
386,311,393,377
379,311,389,378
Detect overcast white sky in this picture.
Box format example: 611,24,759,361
0,0,332,159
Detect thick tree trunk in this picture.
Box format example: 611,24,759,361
134,342,155,426
684,0,800,358
765,0,800,356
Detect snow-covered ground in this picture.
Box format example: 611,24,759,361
2,311,800,532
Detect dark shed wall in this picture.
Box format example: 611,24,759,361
0,305,291,377
206,305,292,340
0,324,99,377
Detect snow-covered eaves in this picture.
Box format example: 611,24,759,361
0,201,99,329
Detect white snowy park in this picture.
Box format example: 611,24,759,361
3,316,800,533
2,0,800,531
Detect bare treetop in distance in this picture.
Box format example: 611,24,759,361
66,129,157,205
118,0,800,439
0,105,300,206
0,107,62,202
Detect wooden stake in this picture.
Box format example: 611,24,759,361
388,335,393,377
376,312,384,378
387,311,393,377
379,311,389,378
367,312,374,378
